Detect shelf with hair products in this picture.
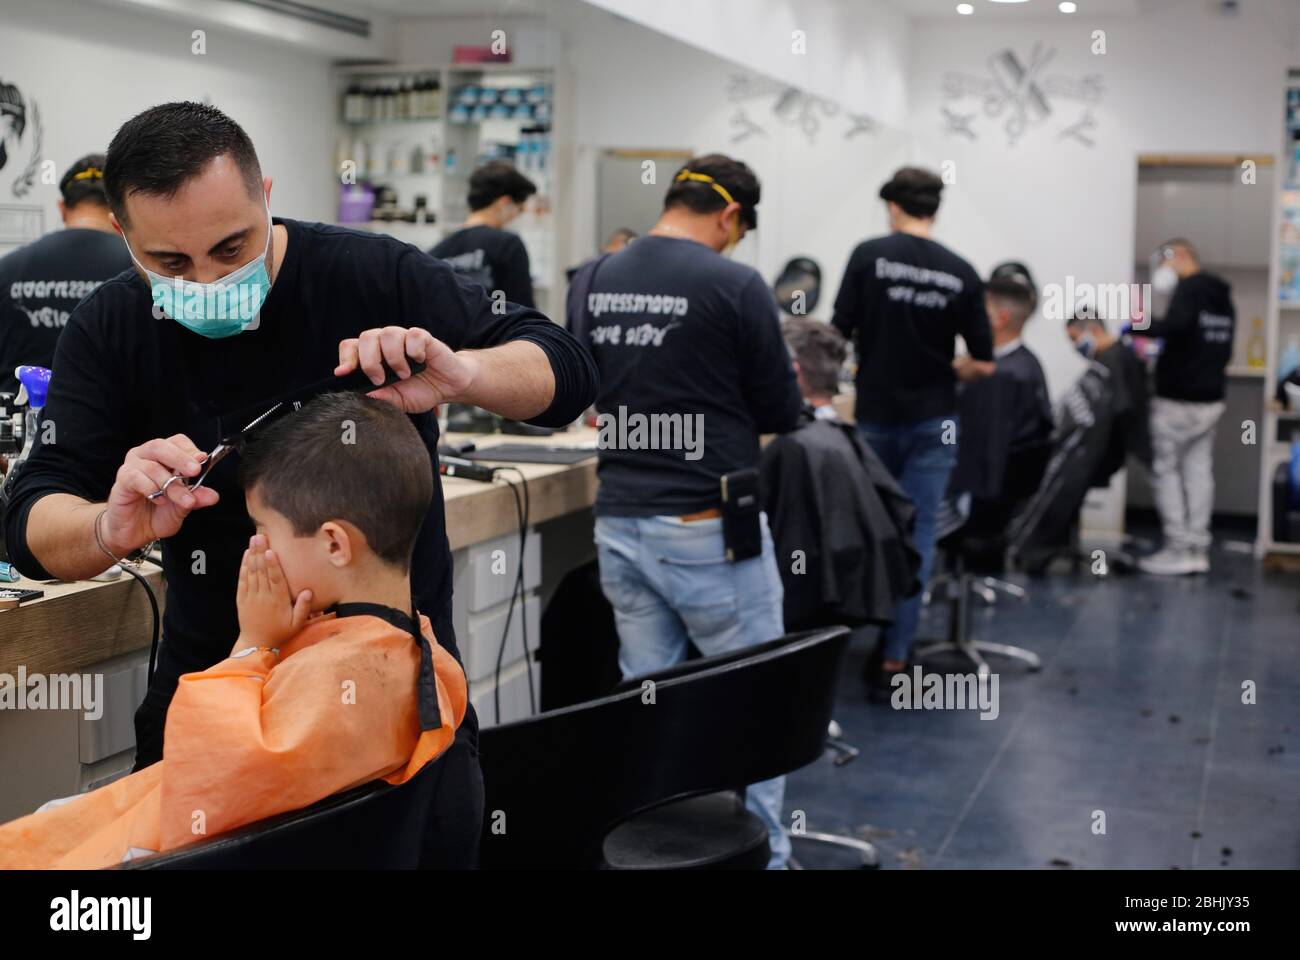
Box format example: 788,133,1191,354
1257,72,1300,558
331,61,572,320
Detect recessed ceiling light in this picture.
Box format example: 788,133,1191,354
957,3,974,13
1059,1,1078,11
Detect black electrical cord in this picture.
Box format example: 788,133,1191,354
490,467,531,724
496,466,534,714
119,561,161,685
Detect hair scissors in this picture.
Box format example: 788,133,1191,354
146,401,283,502
145,355,428,503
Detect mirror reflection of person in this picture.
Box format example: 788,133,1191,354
430,161,537,308
0,154,131,395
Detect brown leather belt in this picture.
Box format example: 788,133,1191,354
679,507,723,522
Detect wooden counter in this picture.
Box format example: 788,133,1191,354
442,427,598,549
0,566,165,678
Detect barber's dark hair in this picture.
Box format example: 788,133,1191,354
467,160,536,211
782,317,846,397
664,153,760,228
879,166,944,219
239,392,433,570
59,154,110,209
104,102,262,223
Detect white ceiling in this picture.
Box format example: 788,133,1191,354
346,0,553,14
886,0,1141,18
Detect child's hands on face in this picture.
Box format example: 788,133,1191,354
233,533,314,654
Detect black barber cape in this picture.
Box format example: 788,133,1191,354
952,362,1052,502
0,229,132,395
760,405,922,629
1094,338,1152,478
3,218,597,764
1014,362,1116,560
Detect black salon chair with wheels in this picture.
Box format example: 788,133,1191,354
918,441,1051,677
478,627,851,870
120,747,446,869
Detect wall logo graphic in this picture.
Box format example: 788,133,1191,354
726,74,875,146
940,43,1104,147
0,79,44,198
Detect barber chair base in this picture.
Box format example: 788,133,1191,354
827,718,858,766
918,573,1041,677
789,831,880,869
601,791,770,870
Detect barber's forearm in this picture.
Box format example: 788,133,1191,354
24,494,117,581
452,340,555,421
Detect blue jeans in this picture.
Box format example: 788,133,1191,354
594,513,791,869
858,416,958,663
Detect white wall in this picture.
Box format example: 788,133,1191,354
905,4,1293,401
394,2,909,312
581,0,911,129
0,0,339,234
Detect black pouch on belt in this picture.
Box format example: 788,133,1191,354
720,467,762,563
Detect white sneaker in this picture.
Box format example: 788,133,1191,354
1138,547,1199,576
1186,549,1210,574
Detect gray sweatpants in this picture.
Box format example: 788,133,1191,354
1149,397,1225,552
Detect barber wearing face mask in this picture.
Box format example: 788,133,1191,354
429,160,537,309
1137,238,1234,576
0,102,597,866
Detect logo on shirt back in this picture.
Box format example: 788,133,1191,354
1199,310,1232,344
875,257,964,310
10,278,107,328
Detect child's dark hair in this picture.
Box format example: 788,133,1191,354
238,392,433,569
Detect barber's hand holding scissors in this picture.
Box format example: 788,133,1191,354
335,326,477,414
101,435,219,557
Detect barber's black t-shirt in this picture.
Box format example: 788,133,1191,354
1147,271,1234,403
4,218,596,717
832,232,992,425
0,229,132,395
430,225,535,309
573,235,801,516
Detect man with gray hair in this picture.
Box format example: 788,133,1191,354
762,318,921,645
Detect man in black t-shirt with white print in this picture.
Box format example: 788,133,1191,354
571,153,801,869
430,161,537,309
832,167,993,694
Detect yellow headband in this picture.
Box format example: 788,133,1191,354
72,167,104,181
675,169,737,208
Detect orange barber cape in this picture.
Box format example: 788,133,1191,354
0,610,467,869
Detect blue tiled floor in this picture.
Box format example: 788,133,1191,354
785,530,1300,870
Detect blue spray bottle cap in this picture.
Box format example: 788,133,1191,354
16,365,51,408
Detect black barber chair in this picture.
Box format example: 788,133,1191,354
917,442,1051,677
120,751,446,869
478,627,851,870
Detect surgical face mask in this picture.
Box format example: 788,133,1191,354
1152,263,1178,296
1074,330,1097,359
124,201,273,339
